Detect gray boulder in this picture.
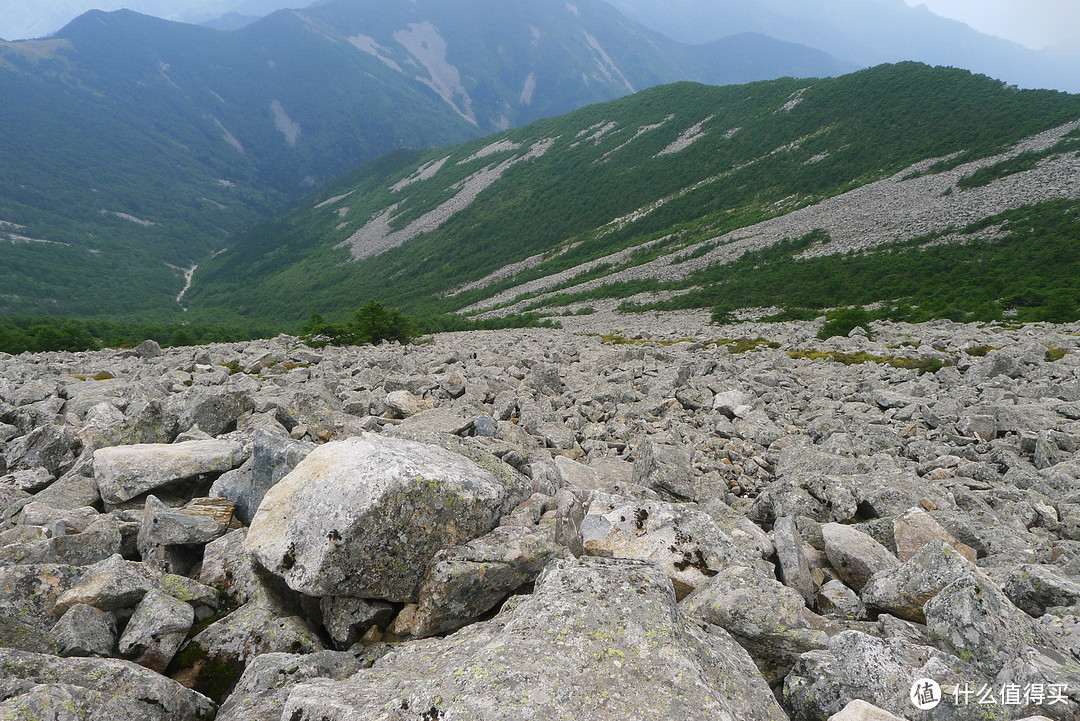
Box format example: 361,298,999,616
391,521,570,638
137,495,234,573
55,554,159,614
0,562,86,635
1002,564,1080,618
784,630,985,720
822,523,899,592
631,437,696,502
171,596,325,703
94,440,247,505
681,564,827,683
860,539,980,624
214,428,314,525
282,557,788,721
118,588,195,672
0,648,214,720
51,603,117,657
924,575,1062,676
577,495,764,599
246,433,529,601
774,515,818,605
216,650,374,721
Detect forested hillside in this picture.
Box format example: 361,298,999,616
0,0,848,319
187,63,1080,326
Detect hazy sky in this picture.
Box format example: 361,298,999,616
905,0,1080,49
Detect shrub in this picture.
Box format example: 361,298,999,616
817,306,874,340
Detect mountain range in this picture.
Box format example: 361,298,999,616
607,0,1080,93
186,63,1080,326
0,0,854,319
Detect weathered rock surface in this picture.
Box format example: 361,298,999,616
94,440,246,505
118,588,195,672
0,648,215,720
682,564,828,683
283,557,788,721
391,521,570,638
246,433,529,601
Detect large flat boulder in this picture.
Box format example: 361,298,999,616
246,433,529,601
94,440,246,505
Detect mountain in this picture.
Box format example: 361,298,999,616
0,0,306,41
606,0,1079,93
186,63,1080,326
0,0,850,319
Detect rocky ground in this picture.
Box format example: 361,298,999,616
2,313,1080,720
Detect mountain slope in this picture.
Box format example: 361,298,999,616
0,0,850,318
186,63,1080,325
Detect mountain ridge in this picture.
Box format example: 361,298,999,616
0,0,850,319
185,63,1080,326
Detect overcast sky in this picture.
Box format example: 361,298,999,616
905,0,1080,49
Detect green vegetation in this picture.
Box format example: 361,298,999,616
302,301,414,347
787,350,949,374
187,64,1080,325
5,63,1079,343
0,315,274,355
614,200,1080,325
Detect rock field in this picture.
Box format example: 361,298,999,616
2,312,1080,720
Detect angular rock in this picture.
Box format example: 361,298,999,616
146,578,212,626
392,522,571,639
4,423,77,479
216,650,373,721
578,495,763,599
55,554,159,614
995,646,1080,720
631,437,696,502
861,539,981,624
681,564,828,683
137,495,234,572
1002,564,1080,618
0,648,214,720
385,389,425,418
200,528,264,607
219,428,314,525
924,575,1061,676
320,596,396,649
172,597,325,703
893,506,977,563
51,603,117,657
784,630,984,720
817,579,866,619
0,563,85,634
246,433,529,601
94,440,246,505
119,588,195,672
283,558,788,721
175,388,254,436
774,515,817,605
822,523,898,592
